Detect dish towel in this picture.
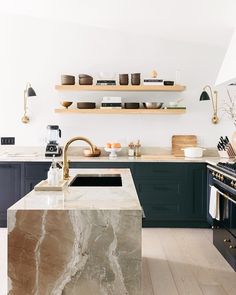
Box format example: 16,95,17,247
209,186,220,220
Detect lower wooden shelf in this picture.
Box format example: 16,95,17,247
54,108,186,115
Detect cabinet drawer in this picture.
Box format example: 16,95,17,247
24,163,50,179
134,163,185,178
136,179,183,203
144,203,181,220
213,227,236,270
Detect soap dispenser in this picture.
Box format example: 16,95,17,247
47,156,60,185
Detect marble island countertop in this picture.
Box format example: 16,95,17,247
8,168,142,211
8,168,142,295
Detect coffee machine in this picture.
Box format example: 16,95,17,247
45,125,62,157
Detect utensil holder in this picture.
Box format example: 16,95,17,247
218,142,236,158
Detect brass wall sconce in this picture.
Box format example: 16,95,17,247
21,82,37,124
199,85,219,124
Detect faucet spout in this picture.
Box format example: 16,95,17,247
63,136,96,180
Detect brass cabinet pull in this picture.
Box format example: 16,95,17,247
224,239,231,243
229,245,236,249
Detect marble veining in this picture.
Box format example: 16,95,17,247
8,169,142,295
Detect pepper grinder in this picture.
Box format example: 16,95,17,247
134,140,141,157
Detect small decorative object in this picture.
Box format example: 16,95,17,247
104,142,122,158
134,140,141,157
150,70,158,78
143,102,163,109
119,74,129,85
131,73,141,85
21,82,37,124
60,101,73,109
128,142,135,157
199,85,219,124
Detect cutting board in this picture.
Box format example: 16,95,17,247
172,135,197,157
34,179,68,191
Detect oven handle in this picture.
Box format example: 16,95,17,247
209,185,236,205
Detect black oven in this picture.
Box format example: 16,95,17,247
207,165,236,271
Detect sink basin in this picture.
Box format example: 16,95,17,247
69,174,122,187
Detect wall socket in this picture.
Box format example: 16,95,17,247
1,137,15,145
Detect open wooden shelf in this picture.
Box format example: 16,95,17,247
55,84,186,92
54,108,186,115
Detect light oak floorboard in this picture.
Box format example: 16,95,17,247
1,228,236,295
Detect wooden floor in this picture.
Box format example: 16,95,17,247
1,228,236,295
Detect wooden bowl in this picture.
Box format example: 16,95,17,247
77,102,96,109
83,148,101,157
60,101,73,109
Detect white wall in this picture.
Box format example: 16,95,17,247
0,13,234,148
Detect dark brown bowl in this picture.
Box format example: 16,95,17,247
124,102,140,109
77,102,96,109
79,78,93,85
79,74,93,79
61,75,75,85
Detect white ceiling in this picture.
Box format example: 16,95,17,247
1,0,236,47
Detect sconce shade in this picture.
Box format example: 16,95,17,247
200,91,210,101
27,87,36,97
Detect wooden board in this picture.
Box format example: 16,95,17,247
55,84,186,92
34,179,68,191
172,135,197,157
54,108,186,115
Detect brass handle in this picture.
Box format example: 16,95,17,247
224,239,231,243
229,245,236,249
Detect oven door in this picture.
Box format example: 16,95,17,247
212,179,236,238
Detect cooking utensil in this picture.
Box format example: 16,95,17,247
143,102,163,109
181,147,205,158
172,135,197,157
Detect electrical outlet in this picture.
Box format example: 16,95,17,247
1,137,15,145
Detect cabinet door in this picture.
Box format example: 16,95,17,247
23,163,50,195
185,164,207,220
0,164,21,227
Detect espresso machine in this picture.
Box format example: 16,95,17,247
45,125,62,157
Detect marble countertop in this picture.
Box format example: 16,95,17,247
8,168,142,211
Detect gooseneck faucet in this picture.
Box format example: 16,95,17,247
63,136,96,180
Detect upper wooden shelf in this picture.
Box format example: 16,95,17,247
54,108,186,115
55,84,186,92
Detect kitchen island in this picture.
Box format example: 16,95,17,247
8,169,142,295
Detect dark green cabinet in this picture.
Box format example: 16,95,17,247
0,163,22,227
135,163,208,227
0,160,208,228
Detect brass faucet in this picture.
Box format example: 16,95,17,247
63,136,96,180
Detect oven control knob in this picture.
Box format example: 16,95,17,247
220,175,224,181
234,183,236,189
212,172,215,176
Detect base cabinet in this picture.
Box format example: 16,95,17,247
0,161,208,228
135,163,207,227
0,163,22,227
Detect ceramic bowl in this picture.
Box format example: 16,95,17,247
60,101,73,109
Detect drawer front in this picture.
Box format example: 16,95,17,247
143,203,181,220
24,163,50,179
213,227,236,270
136,179,183,203
134,163,186,179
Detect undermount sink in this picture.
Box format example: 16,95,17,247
69,174,122,187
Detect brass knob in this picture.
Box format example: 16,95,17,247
234,183,236,189
231,181,234,186
220,175,224,181
229,245,236,249
212,172,215,176
224,239,231,243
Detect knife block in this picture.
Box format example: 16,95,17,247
218,150,235,159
